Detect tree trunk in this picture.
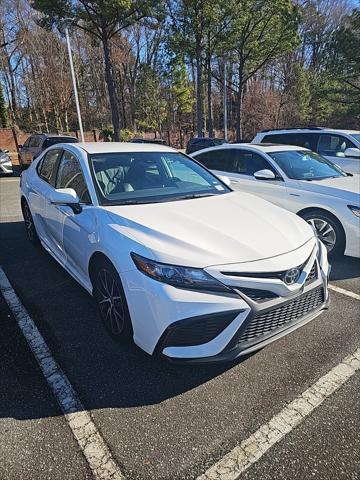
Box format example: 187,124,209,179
102,34,121,141
195,38,203,137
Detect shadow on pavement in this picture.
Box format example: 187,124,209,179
329,256,360,281
0,220,358,422
0,220,249,421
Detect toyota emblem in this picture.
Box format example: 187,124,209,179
284,268,301,285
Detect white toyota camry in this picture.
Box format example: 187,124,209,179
20,142,330,363
192,144,360,259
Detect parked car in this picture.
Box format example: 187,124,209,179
0,148,13,174
20,142,329,363
18,133,78,169
252,127,360,174
128,138,167,145
186,137,228,155
192,143,360,258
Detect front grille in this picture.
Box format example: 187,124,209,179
237,287,278,302
305,261,317,284
236,286,324,345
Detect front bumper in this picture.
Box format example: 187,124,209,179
0,160,13,174
161,285,329,364
124,240,330,363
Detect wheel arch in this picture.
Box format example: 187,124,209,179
297,206,346,248
88,251,113,289
297,206,344,228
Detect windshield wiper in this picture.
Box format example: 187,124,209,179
111,192,217,205
178,193,217,200
115,199,156,205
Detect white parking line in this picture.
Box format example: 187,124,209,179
197,348,360,480
329,284,360,301
0,267,124,480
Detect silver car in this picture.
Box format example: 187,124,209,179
18,133,78,169
0,148,12,174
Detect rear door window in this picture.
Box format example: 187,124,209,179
195,149,236,171
262,133,319,149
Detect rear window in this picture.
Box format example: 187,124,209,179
42,137,79,150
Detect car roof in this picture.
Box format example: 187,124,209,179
192,143,309,154
32,133,78,139
259,128,360,135
62,142,177,154
189,137,225,142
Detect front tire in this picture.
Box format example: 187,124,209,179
301,210,345,259
91,258,133,343
21,200,40,244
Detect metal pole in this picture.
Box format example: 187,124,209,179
65,25,85,143
223,60,228,141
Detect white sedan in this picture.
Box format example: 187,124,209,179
20,142,329,363
192,144,360,259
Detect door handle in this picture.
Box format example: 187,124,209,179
289,193,300,197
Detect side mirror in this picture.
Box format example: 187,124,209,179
344,147,360,159
254,169,276,180
48,188,82,214
218,175,231,186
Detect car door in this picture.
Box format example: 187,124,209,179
27,148,63,245
316,133,359,173
195,148,289,206
47,149,94,277
20,137,31,165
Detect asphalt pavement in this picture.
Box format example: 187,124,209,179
0,174,359,480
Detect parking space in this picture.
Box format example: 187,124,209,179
0,176,359,480
0,292,92,480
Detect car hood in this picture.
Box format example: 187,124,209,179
297,175,360,202
103,192,314,268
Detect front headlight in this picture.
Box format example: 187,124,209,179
131,253,231,293
348,205,360,218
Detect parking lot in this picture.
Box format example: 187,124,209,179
0,173,359,480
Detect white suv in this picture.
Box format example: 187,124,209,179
252,128,360,174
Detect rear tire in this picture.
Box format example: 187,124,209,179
91,258,133,343
21,200,40,244
301,210,345,259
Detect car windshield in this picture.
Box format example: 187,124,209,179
89,151,231,205
350,133,360,143
268,150,346,180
